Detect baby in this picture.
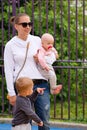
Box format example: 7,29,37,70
36,33,62,94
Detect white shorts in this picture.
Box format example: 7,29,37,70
12,123,31,130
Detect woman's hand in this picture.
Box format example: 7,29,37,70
33,53,39,63
7,95,16,106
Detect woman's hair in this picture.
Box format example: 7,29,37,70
9,13,30,25
16,77,33,93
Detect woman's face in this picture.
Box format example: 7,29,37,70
15,16,32,37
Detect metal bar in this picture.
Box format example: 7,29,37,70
68,0,70,60
8,0,11,41
54,66,87,69
82,0,85,119
1,0,4,114
75,69,78,120
24,0,27,12
53,95,57,118
38,0,42,36
12,0,16,36
60,69,64,119
68,68,70,119
31,0,34,35
46,0,48,32
60,0,63,60
17,0,20,13
53,0,56,46
75,0,78,60
82,69,85,119
57,59,87,63
82,0,85,61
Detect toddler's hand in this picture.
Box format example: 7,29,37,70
37,121,43,126
37,88,45,94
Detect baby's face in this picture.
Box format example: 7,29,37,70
42,39,54,50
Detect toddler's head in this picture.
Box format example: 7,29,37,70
16,77,33,96
41,33,54,50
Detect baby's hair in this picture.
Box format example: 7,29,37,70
16,77,33,93
9,13,30,25
41,33,54,44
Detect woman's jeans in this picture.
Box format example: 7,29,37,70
34,80,50,130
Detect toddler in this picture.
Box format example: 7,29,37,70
11,77,44,130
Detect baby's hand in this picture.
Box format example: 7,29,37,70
44,66,50,71
37,121,43,126
37,88,45,94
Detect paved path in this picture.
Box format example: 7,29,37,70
0,123,83,130
0,118,86,130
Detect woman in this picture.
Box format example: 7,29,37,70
4,13,50,130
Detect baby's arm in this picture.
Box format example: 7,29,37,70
51,47,59,59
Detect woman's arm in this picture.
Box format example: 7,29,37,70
37,49,50,70
4,43,16,105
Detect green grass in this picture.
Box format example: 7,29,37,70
50,100,87,124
